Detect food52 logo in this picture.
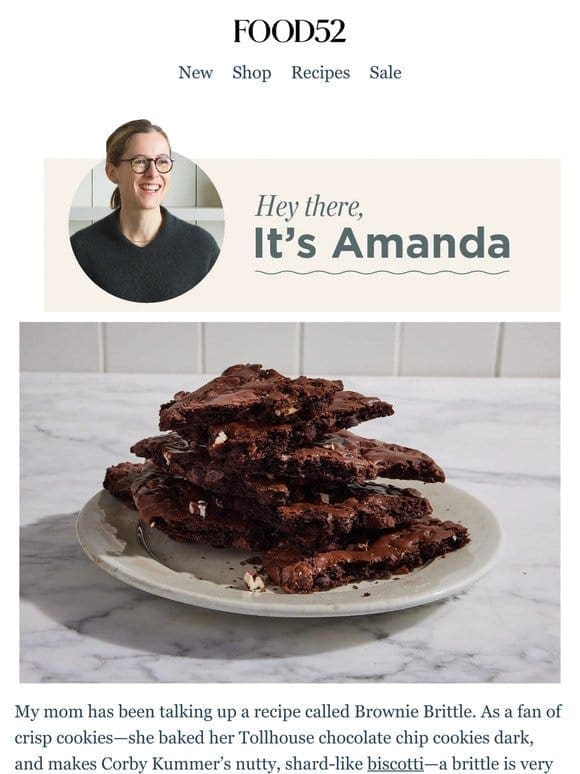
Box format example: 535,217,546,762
234,18,347,43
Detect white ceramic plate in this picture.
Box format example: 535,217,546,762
76,481,501,618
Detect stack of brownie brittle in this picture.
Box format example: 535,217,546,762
104,364,469,594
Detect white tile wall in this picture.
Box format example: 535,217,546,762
303,323,397,375
71,171,92,206
20,324,103,372
20,323,560,377
399,323,500,376
498,322,561,377
197,166,221,208
91,162,114,208
204,323,299,373
104,324,201,373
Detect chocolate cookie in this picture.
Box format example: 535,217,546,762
262,517,470,593
191,389,394,460
131,433,294,507
159,363,342,432
130,464,282,551
103,461,143,508
262,430,446,484
272,483,433,551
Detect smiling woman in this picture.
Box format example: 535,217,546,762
70,119,220,303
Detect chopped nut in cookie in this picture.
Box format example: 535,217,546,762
243,571,266,591
213,431,228,446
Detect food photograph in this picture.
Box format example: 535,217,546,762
20,322,559,683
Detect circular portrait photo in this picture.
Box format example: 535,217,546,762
69,119,223,303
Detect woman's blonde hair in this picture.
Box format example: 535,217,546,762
106,119,171,209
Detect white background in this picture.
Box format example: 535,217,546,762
4,0,577,770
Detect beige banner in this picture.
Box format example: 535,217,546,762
46,159,560,312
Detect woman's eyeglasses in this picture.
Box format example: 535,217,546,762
119,156,174,174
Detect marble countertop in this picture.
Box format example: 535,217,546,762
20,373,559,683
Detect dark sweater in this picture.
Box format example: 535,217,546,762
71,207,219,302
